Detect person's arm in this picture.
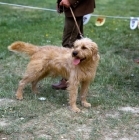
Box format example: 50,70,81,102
60,0,70,8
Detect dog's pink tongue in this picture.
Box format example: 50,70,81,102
73,58,80,65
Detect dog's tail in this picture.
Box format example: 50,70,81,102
8,41,39,56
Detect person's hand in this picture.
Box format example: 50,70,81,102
60,0,70,8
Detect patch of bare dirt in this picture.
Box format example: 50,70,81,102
0,98,15,107
119,107,139,114
0,118,10,127
0,103,139,140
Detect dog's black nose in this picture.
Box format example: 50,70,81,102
72,51,78,56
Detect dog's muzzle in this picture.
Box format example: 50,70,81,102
72,51,86,65
72,51,78,57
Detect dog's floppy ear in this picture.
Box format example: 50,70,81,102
91,42,99,61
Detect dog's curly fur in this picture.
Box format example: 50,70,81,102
8,38,100,112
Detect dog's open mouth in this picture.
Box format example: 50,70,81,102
73,57,86,65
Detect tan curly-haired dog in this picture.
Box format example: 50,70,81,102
8,38,100,112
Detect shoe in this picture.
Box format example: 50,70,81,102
130,17,138,30
52,79,67,90
134,58,139,64
95,16,105,26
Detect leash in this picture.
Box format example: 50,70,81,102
69,7,84,39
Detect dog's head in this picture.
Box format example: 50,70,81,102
72,38,99,65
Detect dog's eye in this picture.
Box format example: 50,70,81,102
82,46,87,50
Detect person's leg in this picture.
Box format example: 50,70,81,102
62,16,83,48
52,16,83,90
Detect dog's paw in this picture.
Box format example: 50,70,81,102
81,101,91,108
70,106,81,113
16,94,23,100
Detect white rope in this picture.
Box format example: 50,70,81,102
0,2,56,12
0,2,137,19
91,15,132,19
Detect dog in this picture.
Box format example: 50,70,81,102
8,38,100,112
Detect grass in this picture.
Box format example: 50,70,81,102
0,0,139,139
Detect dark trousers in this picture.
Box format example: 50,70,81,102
62,16,83,48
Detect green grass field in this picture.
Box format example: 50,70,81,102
0,0,139,139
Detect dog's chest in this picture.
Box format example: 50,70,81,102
74,66,95,81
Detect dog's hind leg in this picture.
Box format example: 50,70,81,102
80,81,91,108
16,74,43,100
16,75,32,100
16,61,46,100
32,80,39,94
31,73,48,94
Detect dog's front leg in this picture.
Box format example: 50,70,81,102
80,81,91,108
67,80,80,113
